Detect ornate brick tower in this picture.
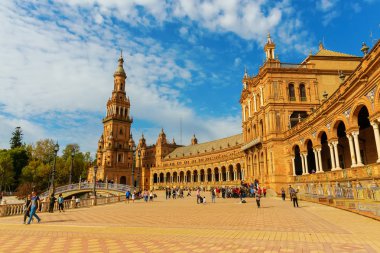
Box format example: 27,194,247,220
93,52,134,185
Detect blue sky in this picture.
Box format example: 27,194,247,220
0,0,379,156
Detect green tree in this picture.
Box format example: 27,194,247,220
9,147,29,187
10,127,23,149
31,139,55,164
0,150,15,192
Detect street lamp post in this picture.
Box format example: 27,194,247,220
93,164,98,197
131,144,136,192
50,142,60,196
69,148,75,185
137,149,141,190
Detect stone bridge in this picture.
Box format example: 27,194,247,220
40,182,131,199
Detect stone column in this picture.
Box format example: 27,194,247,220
371,121,380,163
313,149,320,172
332,141,342,170
242,105,246,121
205,173,208,182
248,100,251,117
219,173,222,182
170,176,173,183
352,131,364,166
226,172,230,181
234,171,237,181
259,86,264,106
347,134,357,168
212,173,215,182
253,93,257,112
328,143,336,170
300,153,305,174
317,148,323,173
291,156,296,176
303,153,309,174
198,174,201,183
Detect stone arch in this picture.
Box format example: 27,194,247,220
214,167,219,182
236,163,242,181
159,172,164,183
166,172,171,183
221,166,227,181
193,170,198,183
179,171,184,183
319,131,332,171
173,171,178,183
200,169,205,182
186,170,191,183
292,145,302,175
120,176,126,185
335,121,350,168
331,117,350,139
305,139,316,173
316,127,331,143
356,105,377,165
153,173,158,183
373,87,380,109
228,165,234,180
207,168,212,182
350,99,374,127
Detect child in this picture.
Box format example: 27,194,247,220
255,192,261,208
203,196,206,204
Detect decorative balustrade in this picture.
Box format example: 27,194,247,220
40,183,130,198
0,195,124,217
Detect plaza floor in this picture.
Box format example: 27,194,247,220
0,192,380,253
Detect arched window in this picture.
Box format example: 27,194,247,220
299,84,306,101
288,83,295,101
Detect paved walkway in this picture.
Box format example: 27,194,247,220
0,192,379,252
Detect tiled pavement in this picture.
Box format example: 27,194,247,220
0,192,380,252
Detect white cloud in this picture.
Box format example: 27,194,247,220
0,0,242,153
316,0,340,26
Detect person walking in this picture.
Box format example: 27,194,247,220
288,185,294,201
196,188,201,204
291,189,299,207
281,187,286,201
125,190,131,203
58,194,64,212
255,192,261,208
23,194,31,224
26,192,41,224
263,187,267,197
211,188,216,203
132,190,136,203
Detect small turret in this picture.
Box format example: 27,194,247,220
138,133,147,148
264,33,276,60
157,128,167,145
128,133,135,150
113,50,127,78
191,134,198,145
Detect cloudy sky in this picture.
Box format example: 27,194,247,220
0,0,379,155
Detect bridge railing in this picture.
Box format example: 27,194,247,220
40,183,131,198
0,195,124,217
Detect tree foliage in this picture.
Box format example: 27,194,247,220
10,127,23,149
0,150,15,192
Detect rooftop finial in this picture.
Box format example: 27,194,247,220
244,66,248,78
319,41,324,50
266,32,273,44
361,42,369,55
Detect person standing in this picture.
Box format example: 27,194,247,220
263,187,267,198
255,192,261,208
58,194,64,212
132,190,136,203
23,194,31,224
27,192,41,224
196,188,200,204
49,194,56,213
288,185,294,201
211,188,216,203
281,188,286,201
291,189,299,207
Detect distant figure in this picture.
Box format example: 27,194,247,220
75,197,80,207
132,190,136,203
291,190,299,207
263,187,267,197
125,190,131,203
255,192,261,208
49,194,56,213
196,188,201,204
203,196,206,204
281,187,286,201
288,185,294,201
58,194,64,212
211,188,216,203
